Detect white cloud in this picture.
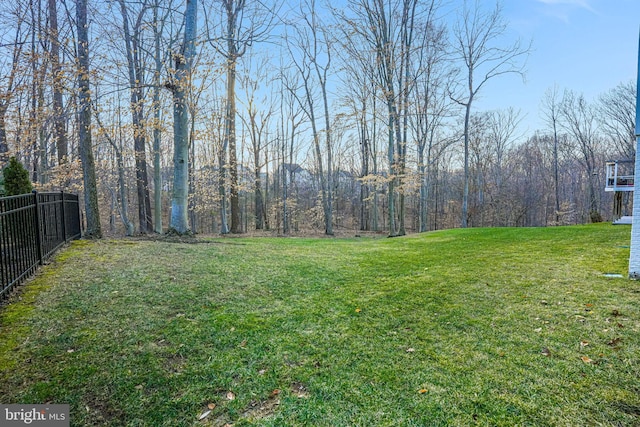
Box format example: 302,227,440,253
536,0,595,12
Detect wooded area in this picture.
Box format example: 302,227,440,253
0,0,634,236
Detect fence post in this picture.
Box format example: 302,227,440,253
60,190,67,242
32,190,44,265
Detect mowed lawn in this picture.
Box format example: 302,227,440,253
1,224,639,426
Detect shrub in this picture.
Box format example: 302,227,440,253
3,157,33,196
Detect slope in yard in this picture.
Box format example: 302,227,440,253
0,224,638,426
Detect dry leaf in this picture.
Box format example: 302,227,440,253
418,388,427,394
271,389,281,396
258,369,267,375
581,355,595,364
406,348,415,353
239,340,247,348
534,328,542,333
207,403,216,410
355,308,362,313
226,391,236,401
541,348,551,357
580,340,589,348
198,410,211,420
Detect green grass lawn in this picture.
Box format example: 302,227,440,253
1,224,639,426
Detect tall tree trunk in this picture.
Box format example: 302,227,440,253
418,148,428,232
462,100,472,228
226,59,241,233
359,104,370,231
386,102,397,236
188,107,197,232
169,0,197,234
76,0,101,238
319,69,333,236
218,128,229,234
49,0,67,165
119,0,152,233
224,1,241,233
553,122,560,223
0,10,24,162
152,0,163,233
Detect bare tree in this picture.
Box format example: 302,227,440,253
286,0,334,235
485,107,522,225
117,0,153,233
204,0,275,233
94,106,135,235
0,3,26,161
76,0,102,237
411,6,453,232
597,80,636,160
151,0,172,234
168,0,197,234
240,59,273,230
341,0,422,236
277,67,304,234
451,0,529,228
559,90,602,223
47,0,68,166
541,85,563,223
336,13,382,232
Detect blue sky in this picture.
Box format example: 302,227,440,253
469,0,640,134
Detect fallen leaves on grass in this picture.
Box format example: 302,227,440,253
541,348,551,357
418,388,428,394
581,355,596,364
198,410,211,420
226,391,236,401
355,308,362,313
406,348,415,353
580,340,589,349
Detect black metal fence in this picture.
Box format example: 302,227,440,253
0,191,81,300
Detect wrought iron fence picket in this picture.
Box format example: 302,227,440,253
0,191,81,300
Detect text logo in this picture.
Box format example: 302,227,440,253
0,405,69,426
